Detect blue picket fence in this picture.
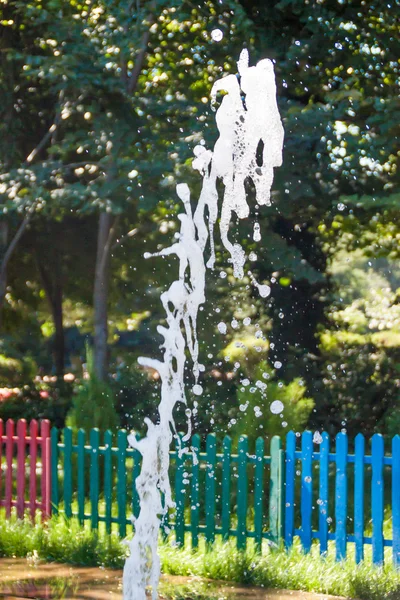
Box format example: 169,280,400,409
285,431,400,566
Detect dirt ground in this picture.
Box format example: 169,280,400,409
0,558,350,600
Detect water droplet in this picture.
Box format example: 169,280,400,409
211,28,224,42
313,431,323,444
217,321,227,334
253,222,261,242
192,384,203,396
270,400,284,414
258,284,271,298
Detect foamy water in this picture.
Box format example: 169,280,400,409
122,49,284,600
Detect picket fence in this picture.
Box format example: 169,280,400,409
0,419,51,519
50,428,285,550
1,419,400,567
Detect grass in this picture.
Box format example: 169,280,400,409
1,515,400,599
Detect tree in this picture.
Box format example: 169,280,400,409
1,0,255,381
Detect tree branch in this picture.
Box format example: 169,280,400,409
0,202,37,285
25,90,65,165
99,215,120,277
127,14,155,95
112,227,138,249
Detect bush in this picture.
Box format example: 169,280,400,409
0,384,72,429
230,360,314,445
67,345,119,433
310,332,400,437
111,356,159,434
0,352,36,386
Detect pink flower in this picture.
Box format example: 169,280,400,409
39,390,49,399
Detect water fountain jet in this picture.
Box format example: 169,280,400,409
122,48,284,600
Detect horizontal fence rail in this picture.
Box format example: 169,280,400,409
0,419,51,520
1,420,400,567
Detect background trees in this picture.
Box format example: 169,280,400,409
1,0,399,438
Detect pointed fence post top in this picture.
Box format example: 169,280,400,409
191,432,201,445
336,430,348,448
372,433,385,451
301,430,313,451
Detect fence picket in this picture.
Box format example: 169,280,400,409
221,435,231,542
335,431,348,561
29,420,38,519
104,430,112,534
371,433,384,565
117,429,127,537
77,429,85,526
354,433,365,563
237,435,248,550
301,431,313,553
16,419,26,518
285,431,296,548
175,435,185,547
0,420,3,503
90,428,100,530
50,427,59,515
205,433,217,546
41,420,51,518
132,445,141,520
127,433,141,522
270,436,283,544
63,427,73,519
392,435,400,568
254,437,264,552
190,433,200,548
318,432,329,555
5,419,14,518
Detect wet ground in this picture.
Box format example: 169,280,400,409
0,558,349,600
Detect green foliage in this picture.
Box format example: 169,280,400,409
0,354,24,384
67,346,119,433
0,514,126,568
0,341,37,386
0,385,71,429
112,354,159,434
1,0,400,438
310,334,400,437
230,361,314,444
2,515,400,600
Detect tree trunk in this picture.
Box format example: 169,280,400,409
51,262,65,379
0,222,8,328
36,246,65,379
93,211,113,381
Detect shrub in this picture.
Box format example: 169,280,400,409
310,333,400,437
67,345,119,433
0,352,36,386
230,360,314,445
0,385,72,428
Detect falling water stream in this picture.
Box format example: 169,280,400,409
122,49,284,600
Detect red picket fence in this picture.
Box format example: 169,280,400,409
0,419,51,520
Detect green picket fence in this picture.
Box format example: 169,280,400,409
51,427,285,549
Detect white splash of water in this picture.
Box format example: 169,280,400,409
123,49,283,600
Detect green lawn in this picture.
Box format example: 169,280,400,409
1,513,400,599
